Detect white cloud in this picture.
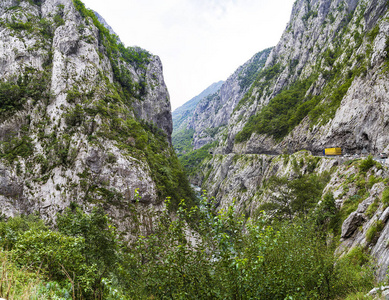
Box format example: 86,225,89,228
81,0,294,110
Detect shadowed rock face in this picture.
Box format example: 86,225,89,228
132,55,173,144
341,212,365,238
0,0,176,232
0,165,23,199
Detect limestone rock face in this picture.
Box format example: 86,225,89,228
187,48,271,150
177,0,388,159
188,0,389,200
0,0,183,232
172,81,224,135
174,0,389,285
341,212,365,238
178,0,389,160
132,56,173,143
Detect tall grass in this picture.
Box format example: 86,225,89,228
0,251,42,299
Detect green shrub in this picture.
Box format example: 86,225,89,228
356,178,366,189
366,220,384,244
365,198,380,218
359,155,375,172
0,81,23,113
127,198,374,299
64,104,84,127
345,246,370,266
7,21,33,32
0,134,34,163
14,230,87,283
367,175,380,189
382,187,389,206
0,251,47,299
235,76,316,142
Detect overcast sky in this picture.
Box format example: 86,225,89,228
81,0,295,110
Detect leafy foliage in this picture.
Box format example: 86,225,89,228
0,190,377,300
365,220,384,244
236,76,316,142
382,187,389,206
359,155,376,172
0,69,51,115
172,128,195,155
0,208,123,299
238,48,272,90
0,134,34,163
179,142,216,177
259,172,331,220
123,197,374,299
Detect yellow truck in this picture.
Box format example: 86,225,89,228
323,147,342,156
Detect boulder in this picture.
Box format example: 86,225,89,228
341,212,365,238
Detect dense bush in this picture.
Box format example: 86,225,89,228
382,187,389,206
0,192,376,299
179,142,216,176
366,220,384,244
258,172,331,220
123,197,375,299
0,207,123,299
0,70,51,115
235,76,316,143
0,134,34,163
359,155,376,172
172,128,195,155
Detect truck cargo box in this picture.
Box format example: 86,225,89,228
324,148,342,156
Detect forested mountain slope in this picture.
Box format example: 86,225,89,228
0,0,193,233
174,48,272,174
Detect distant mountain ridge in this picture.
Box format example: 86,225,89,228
93,11,122,43
172,81,224,134
187,48,272,149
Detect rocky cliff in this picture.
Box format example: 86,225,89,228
198,149,389,280
230,0,389,155
0,0,193,233
187,48,272,150
172,80,223,135
182,0,389,156
183,0,389,216
175,0,389,283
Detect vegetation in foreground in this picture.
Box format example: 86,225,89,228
0,190,377,299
